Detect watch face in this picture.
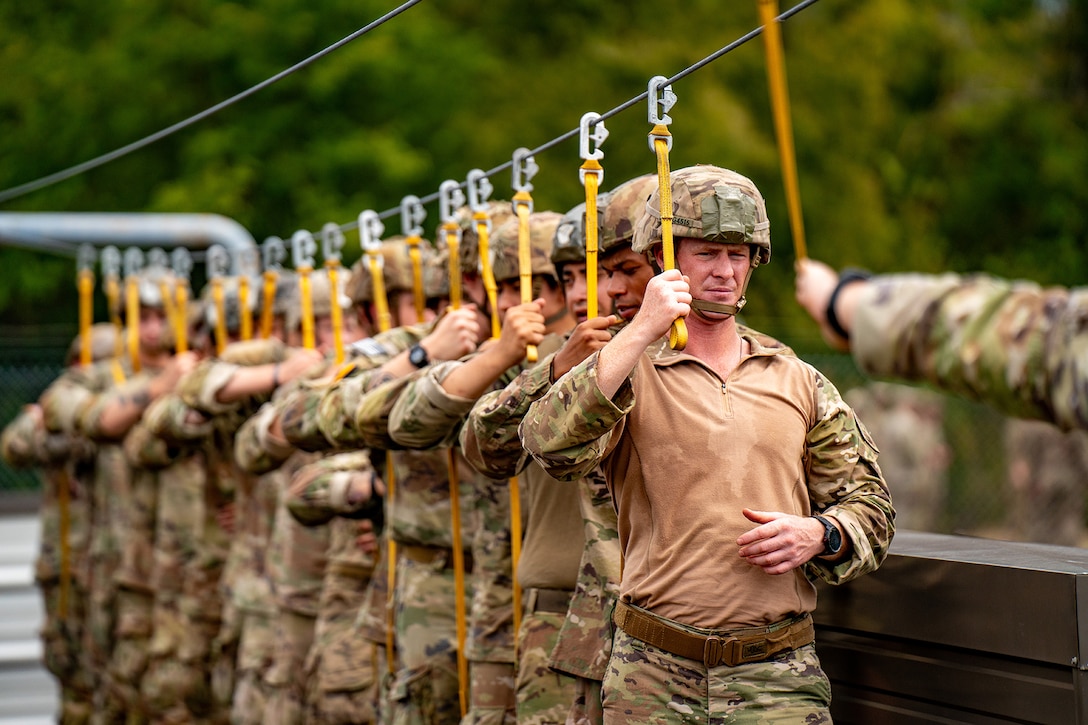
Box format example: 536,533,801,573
828,526,843,553
409,345,428,368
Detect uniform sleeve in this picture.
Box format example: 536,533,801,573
235,401,296,474
460,353,556,478
1,406,44,468
39,363,107,435
286,450,378,527
141,393,213,444
803,368,895,585
521,352,633,482
123,419,174,469
852,273,1088,431
176,359,245,416
387,361,476,450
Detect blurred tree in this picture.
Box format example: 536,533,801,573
0,0,1083,356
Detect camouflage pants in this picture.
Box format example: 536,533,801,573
462,660,516,725
232,609,276,725
303,622,378,724
566,676,604,725
389,554,471,725
262,609,317,725
602,627,831,724
516,611,577,725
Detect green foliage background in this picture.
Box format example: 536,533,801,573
1,0,1085,353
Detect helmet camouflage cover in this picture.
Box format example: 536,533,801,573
440,201,515,275
346,237,445,304
489,211,563,283
601,173,658,254
632,165,771,265
551,201,589,267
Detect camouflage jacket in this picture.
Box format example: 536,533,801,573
852,273,1088,431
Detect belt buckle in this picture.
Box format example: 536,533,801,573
703,635,724,667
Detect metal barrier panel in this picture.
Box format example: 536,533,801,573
815,531,1088,724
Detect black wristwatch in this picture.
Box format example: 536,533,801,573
813,514,843,557
408,343,430,369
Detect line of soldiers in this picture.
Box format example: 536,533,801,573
0,169,723,725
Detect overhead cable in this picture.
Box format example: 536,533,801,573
0,0,425,206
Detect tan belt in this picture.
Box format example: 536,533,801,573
526,587,573,614
400,544,474,573
613,600,815,668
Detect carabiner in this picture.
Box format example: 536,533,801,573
207,244,231,278
101,246,121,280
467,169,493,212
123,247,145,279
358,210,385,255
147,247,170,272
77,244,96,274
579,112,608,185
648,75,676,152
322,222,346,264
400,195,426,238
171,248,193,282
512,148,538,199
290,231,317,270
262,236,286,271
439,180,466,225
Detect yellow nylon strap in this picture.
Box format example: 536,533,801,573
125,277,142,373
385,452,397,674
327,261,344,365
406,236,426,323
447,448,469,718
299,267,315,350
239,276,253,341
110,358,127,385
212,278,227,356
582,160,602,318
174,283,189,354
513,192,537,362
509,475,523,652
78,270,94,366
474,213,500,339
158,279,178,347
444,224,462,310
105,278,124,360
57,469,71,619
652,129,687,350
758,0,807,260
261,270,278,339
368,255,391,335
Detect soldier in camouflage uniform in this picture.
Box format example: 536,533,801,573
521,165,895,723
0,324,117,723
388,210,575,725
795,259,1088,432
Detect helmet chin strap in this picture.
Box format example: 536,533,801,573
685,262,758,319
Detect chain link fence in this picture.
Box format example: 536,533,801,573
1,334,1084,546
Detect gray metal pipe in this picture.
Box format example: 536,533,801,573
0,212,258,273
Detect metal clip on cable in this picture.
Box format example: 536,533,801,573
648,75,687,350
439,180,466,310
207,244,231,355
77,244,96,367
511,147,538,363
291,231,318,351
260,237,286,340
400,195,427,323
322,223,347,363
358,210,390,335
467,168,500,339
171,248,193,354
579,112,608,319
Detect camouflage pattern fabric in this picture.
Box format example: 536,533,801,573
602,624,830,724
514,610,577,725
852,273,1088,432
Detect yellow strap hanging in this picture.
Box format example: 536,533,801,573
444,223,462,311
261,270,278,339
212,278,228,356
447,448,469,717
384,456,397,674
174,282,189,354
513,192,538,363
125,276,143,373
651,129,687,350
758,0,807,261
475,213,501,339
509,474,523,651
298,267,315,350
582,165,602,319
327,260,344,365
110,358,127,385
78,269,94,366
406,236,426,324
238,275,253,341
367,255,391,335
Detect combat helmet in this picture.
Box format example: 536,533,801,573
601,173,658,254
489,211,563,283
285,268,351,333
550,198,608,270
64,322,121,366
201,275,260,334
346,237,445,304
633,165,771,316
443,201,515,275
